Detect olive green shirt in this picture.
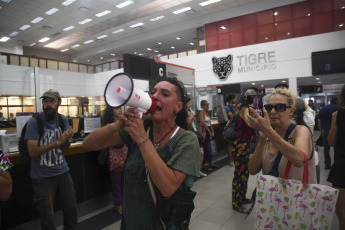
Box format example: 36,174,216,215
119,129,200,230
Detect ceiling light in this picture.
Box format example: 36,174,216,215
275,23,278,26
97,35,108,39
60,49,69,52
62,0,76,6
342,6,345,9
282,80,286,83
265,37,268,40
139,53,143,56
31,17,44,23
261,85,264,87
84,40,94,44
173,7,191,14
129,22,144,28
171,46,175,49
78,18,92,25
9,31,19,37
199,0,221,6
190,42,194,45
315,78,320,80
39,37,50,42
317,81,322,84
0,37,10,42
147,48,152,50
29,43,37,46
307,13,311,16
100,57,103,60
71,44,80,48
112,29,125,34
274,12,278,16
1,0,11,3
63,26,75,31
251,83,256,85
157,42,162,45
45,8,59,15
150,15,165,22
176,37,181,40
154,50,159,53
116,0,133,8
111,53,116,56
287,32,291,35
96,10,111,17
339,24,344,27
87,59,91,62
19,25,30,30
220,26,226,30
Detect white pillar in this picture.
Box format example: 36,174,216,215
289,77,297,96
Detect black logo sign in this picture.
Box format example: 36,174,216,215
212,55,233,80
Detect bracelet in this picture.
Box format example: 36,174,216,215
139,136,149,146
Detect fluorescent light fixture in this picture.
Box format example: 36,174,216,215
147,48,152,50
60,49,69,52
0,37,10,42
282,80,286,83
63,26,75,31
1,0,11,3
31,17,44,23
111,53,116,56
139,53,143,56
84,40,94,44
154,50,159,53
129,22,144,28
29,42,37,46
39,37,50,42
112,29,125,34
45,8,59,15
150,15,165,22
220,26,226,30
157,42,162,45
173,7,191,14
71,44,80,48
315,78,320,80
176,37,181,40
19,25,30,30
171,46,175,49
62,0,76,6
199,0,221,6
78,18,92,25
251,83,256,85
97,35,108,39
116,0,133,8
190,42,194,45
9,31,19,37
96,10,111,17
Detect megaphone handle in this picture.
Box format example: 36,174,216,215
137,107,146,118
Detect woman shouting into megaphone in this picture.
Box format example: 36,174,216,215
83,76,200,230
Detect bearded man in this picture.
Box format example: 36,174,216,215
25,89,77,230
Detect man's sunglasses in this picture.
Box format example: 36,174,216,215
264,103,291,112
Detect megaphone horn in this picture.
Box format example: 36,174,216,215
104,73,157,116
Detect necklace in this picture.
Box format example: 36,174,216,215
153,124,177,150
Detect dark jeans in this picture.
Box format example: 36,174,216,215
202,129,212,165
322,129,332,167
32,172,77,230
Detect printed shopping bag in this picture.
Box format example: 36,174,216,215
109,144,128,172
208,138,218,156
254,154,338,230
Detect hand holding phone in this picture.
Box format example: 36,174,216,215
248,94,263,117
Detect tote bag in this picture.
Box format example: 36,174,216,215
109,144,128,172
254,152,338,230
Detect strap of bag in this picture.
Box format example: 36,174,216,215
269,123,296,176
283,150,308,184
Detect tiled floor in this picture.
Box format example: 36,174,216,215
9,131,340,230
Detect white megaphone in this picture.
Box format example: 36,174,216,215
104,73,157,117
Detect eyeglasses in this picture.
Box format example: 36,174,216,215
264,103,291,112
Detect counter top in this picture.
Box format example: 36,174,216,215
6,143,90,165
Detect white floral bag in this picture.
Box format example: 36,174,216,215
254,152,338,230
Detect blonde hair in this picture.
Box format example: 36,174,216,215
267,88,296,108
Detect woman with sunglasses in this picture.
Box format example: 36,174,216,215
248,88,317,185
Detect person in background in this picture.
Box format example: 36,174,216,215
0,112,7,121
225,93,237,167
318,96,338,169
186,96,206,177
199,100,217,171
308,99,316,111
230,88,258,214
327,84,345,230
83,77,200,229
0,149,13,226
293,97,320,183
99,106,127,214
25,89,77,230
9,113,15,121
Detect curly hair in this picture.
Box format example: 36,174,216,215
225,93,236,103
101,106,116,126
268,88,296,109
339,84,345,109
148,76,188,129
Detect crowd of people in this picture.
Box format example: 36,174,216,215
1,81,344,230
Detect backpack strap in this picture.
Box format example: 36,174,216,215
57,113,65,132
32,113,44,141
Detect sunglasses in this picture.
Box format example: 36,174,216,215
264,103,291,112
